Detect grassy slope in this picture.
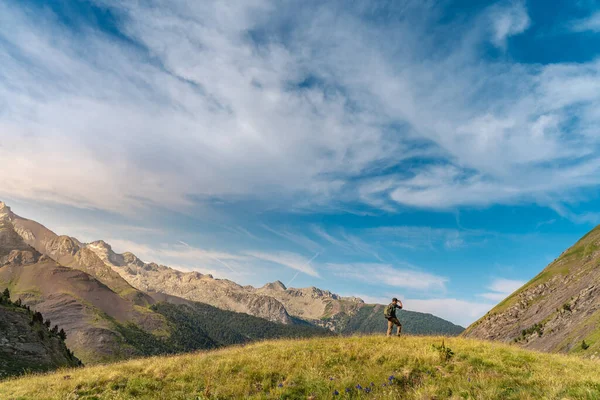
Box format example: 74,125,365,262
2,336,600,400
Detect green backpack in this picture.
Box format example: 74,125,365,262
384,304,394,319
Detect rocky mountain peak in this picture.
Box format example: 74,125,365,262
262,280,287,291
0,201,12,221
89,240,112,251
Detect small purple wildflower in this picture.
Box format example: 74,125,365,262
345,388,352,393
365,387,372,393
329,377,334,381
356,384,363,390
333,390,339,396
278,383,283,388
382,383,387,387
388,375,395,381
370,382,375,386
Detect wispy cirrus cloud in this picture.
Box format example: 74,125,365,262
488,0,530,48
571,11,600,33
245,250,320,277
260,224,324,253
328,263,447,291
106,238,248,277
1,1,600,219
367,225,488,250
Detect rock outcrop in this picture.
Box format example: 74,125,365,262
0,302,81,378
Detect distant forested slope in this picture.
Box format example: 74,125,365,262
341,304,464,336
115,301,334,357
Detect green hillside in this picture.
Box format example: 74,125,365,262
2,336,599,399
342,304,464,336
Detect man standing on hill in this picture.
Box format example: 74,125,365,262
384,298,403,337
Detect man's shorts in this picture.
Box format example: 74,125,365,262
387,317,401,326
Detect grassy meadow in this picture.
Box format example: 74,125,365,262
1,335,599,399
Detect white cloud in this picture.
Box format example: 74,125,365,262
1,0,600,218
351,293,493,326
479,278,526,302
107,238,246,276
260,224,323,253
367,225,486,250
571,11,600,33
403,298,494,327
489,1,531,48
246,250,320,277
487,278,526,294
328,263,447,291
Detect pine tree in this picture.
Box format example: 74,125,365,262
59,328,67,341
44,319,51,329
52,325,59,335
33,311,44,324
1,288,10,304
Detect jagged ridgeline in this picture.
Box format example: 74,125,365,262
1,201,463,367
0,288,81,378
0,201,331,367
464,225,600,357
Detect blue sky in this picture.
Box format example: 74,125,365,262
2,0,600,326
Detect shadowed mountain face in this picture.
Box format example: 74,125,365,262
464,226,600,356
0,302,81,379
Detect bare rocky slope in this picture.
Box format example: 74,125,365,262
463,225,600,357
0,300,81,379
0,202,171,364
0,201,331,365
87,240,371,331
87,240,295,325
86,236,462,335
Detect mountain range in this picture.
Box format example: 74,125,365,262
0,201,463,369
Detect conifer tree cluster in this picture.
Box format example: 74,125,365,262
2,287,72,354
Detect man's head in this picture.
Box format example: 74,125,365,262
392,297,398,304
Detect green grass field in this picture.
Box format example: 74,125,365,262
1,336,599,399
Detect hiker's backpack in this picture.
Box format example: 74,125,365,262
383,304,394,319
